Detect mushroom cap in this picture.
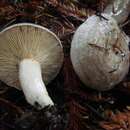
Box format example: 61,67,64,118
0,23,63,89
71,14,130,91
104,0,130,24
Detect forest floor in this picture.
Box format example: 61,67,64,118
0,0,130,130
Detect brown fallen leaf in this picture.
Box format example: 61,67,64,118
100,110,130,130
100,122,121,130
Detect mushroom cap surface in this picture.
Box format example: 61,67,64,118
0,23,63,89
71,14,129,91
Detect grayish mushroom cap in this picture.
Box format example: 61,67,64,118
104,0,130,24
71,14,129,91
0,23,63,89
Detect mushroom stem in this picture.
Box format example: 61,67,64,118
19,59,54,109
104,0,130,24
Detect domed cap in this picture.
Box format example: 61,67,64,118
0,23,63,89
71,14,129,91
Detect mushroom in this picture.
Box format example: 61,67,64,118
70,1,130,91
104,0,130,24
0,23,63,109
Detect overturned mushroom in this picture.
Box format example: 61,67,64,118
0,23,63,109
71,2,130,91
